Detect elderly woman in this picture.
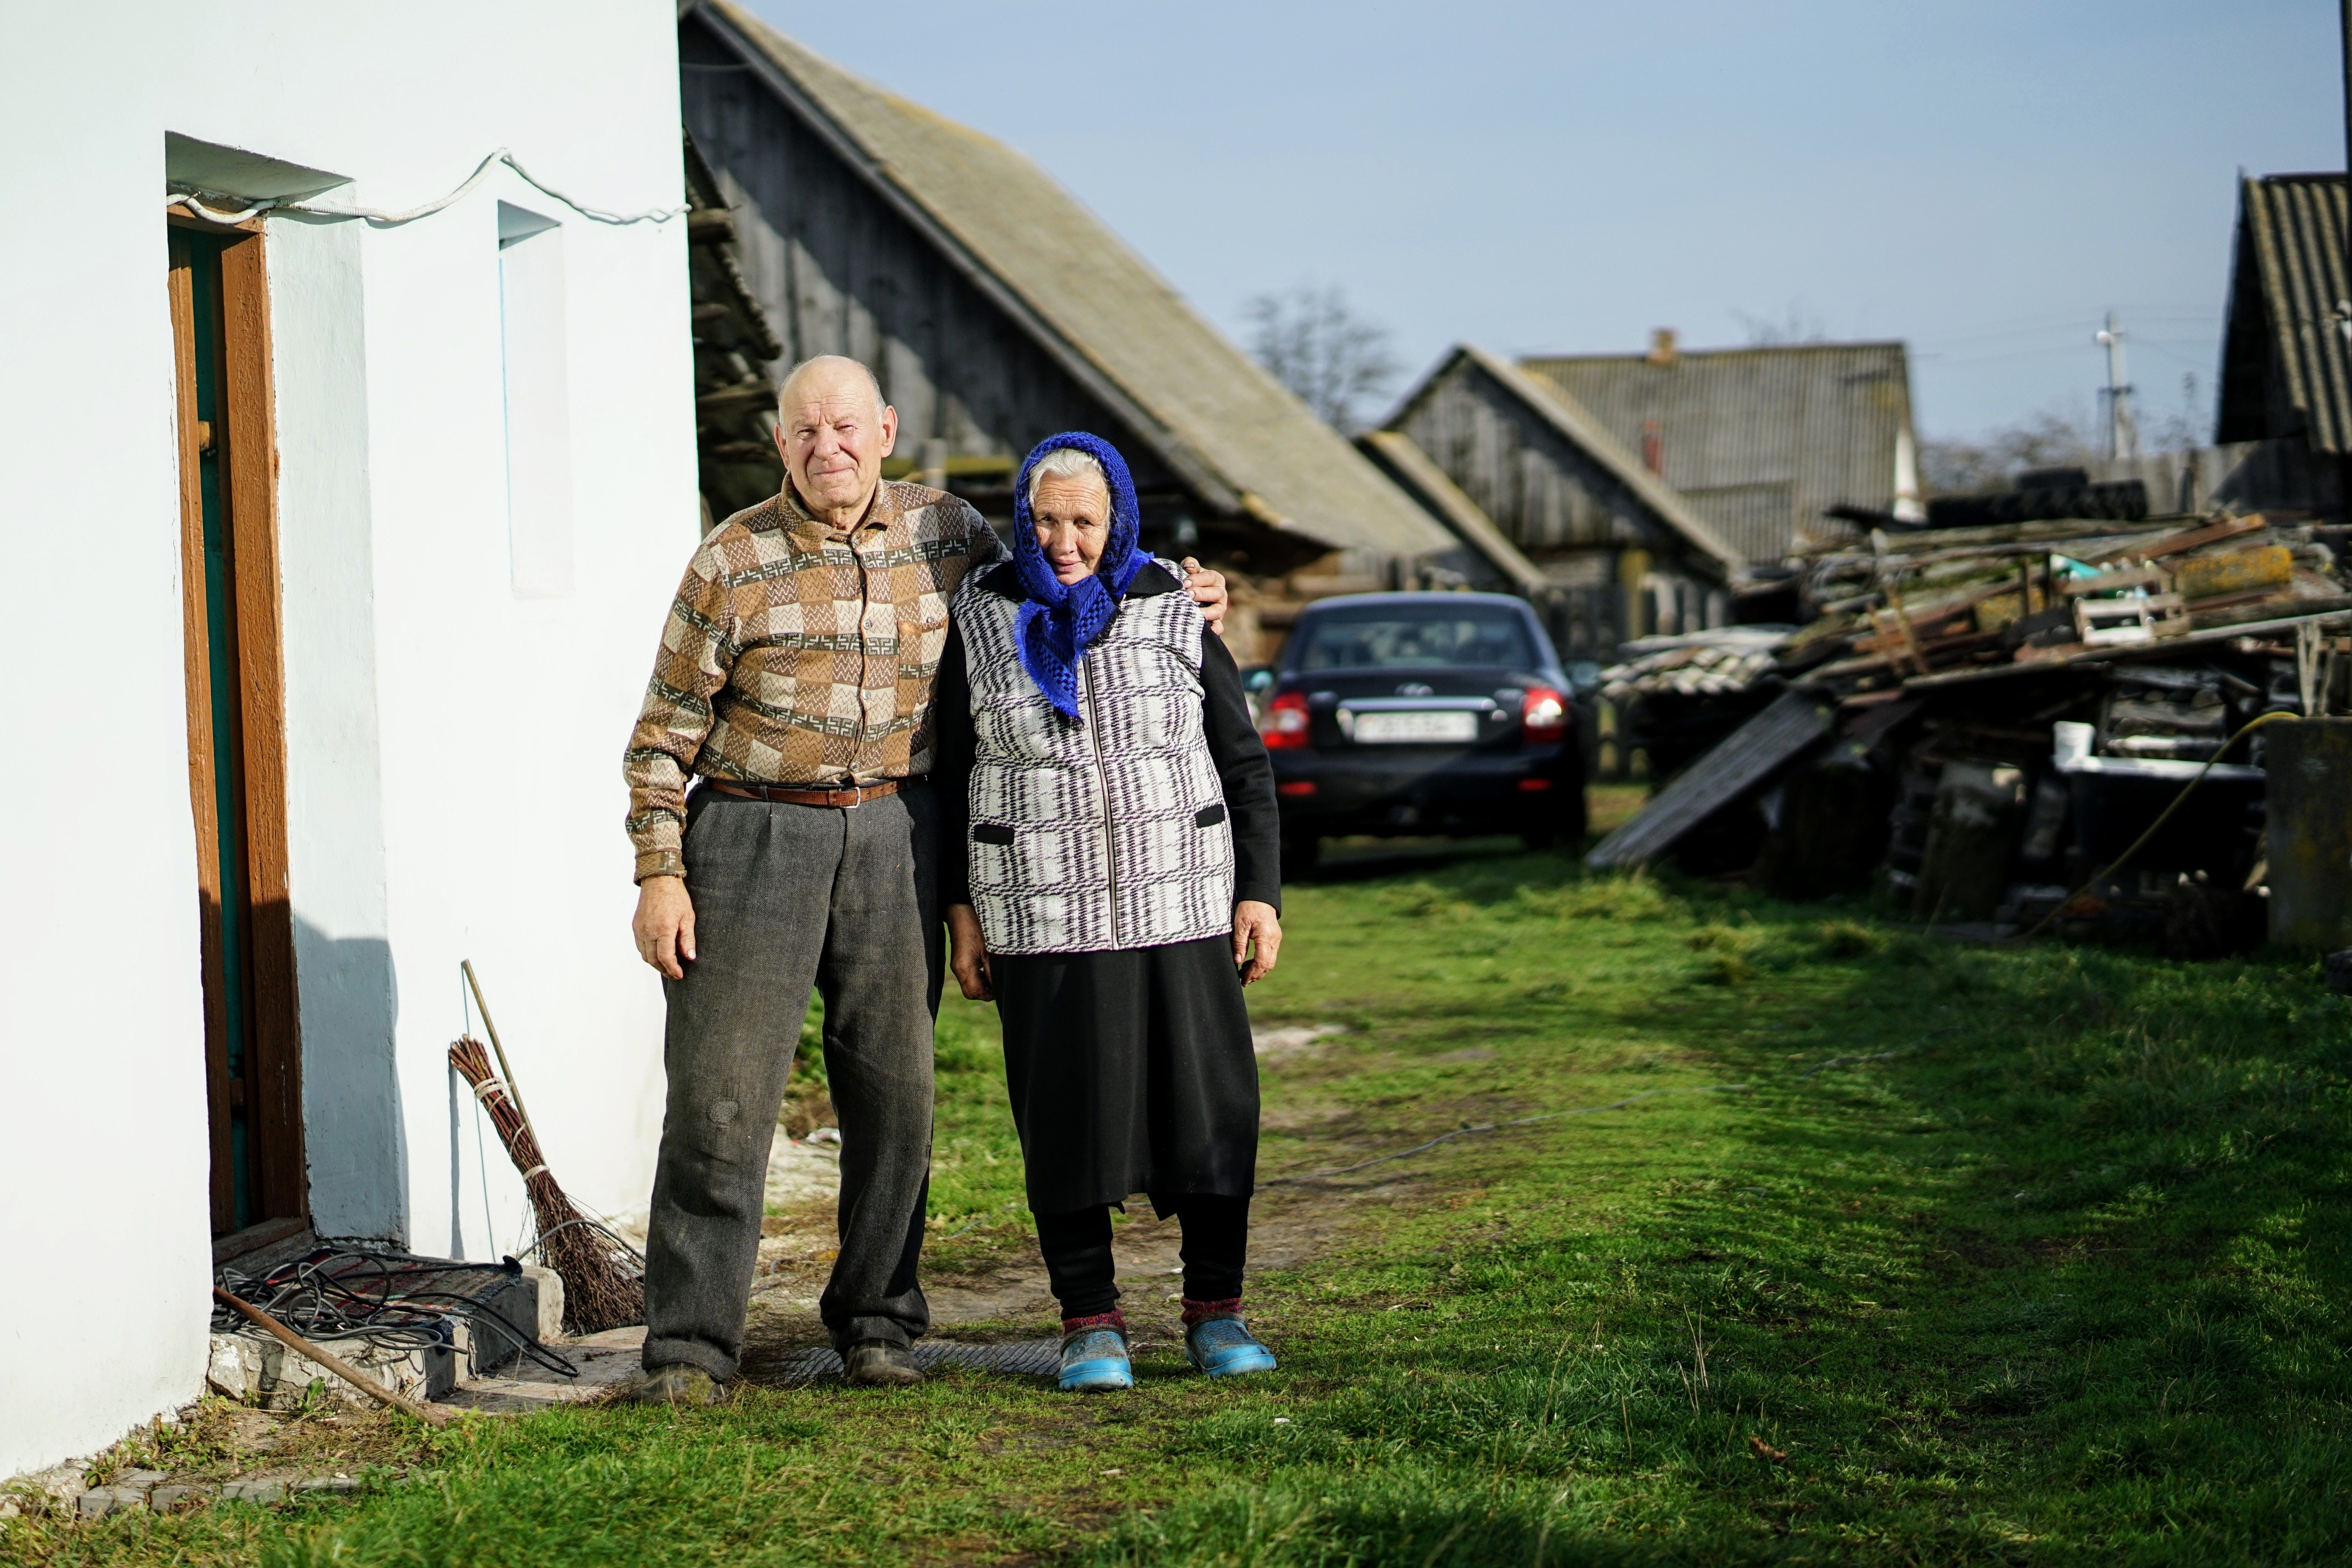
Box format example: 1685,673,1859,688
935,432,1283,1393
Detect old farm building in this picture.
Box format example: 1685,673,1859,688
1381,346,1744,657
1521,335,1924,564
674,0,1513,658
2215,172,2352,519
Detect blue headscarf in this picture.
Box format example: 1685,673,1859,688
1008,432,1148,718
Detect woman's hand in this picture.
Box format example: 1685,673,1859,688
1233,900,1281,984
947,904,994,1001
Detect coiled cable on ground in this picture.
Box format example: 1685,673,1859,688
212,1247,578,1380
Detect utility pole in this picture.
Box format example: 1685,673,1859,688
2096,311,2139,462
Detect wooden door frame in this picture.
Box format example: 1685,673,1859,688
168,213,306,1238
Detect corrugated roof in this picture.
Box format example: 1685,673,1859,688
1394,346,1743,576
2217,173,2352,455
1517,341,1914,560
690,0,1454,559
1354,431,1553,595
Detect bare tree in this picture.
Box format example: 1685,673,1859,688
1734,303,1829,347
1244,285,1401,432
1922,408,2100,495
2141,372,2205,457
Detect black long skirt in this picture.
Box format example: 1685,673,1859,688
989,934,1259,1214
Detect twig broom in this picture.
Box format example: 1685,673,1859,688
448,964,644,1335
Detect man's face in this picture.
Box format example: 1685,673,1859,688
775,367,897,519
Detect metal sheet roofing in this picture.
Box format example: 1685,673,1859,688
1517,341,1915,561
688,1,1454,560
2217,173,2352,456
1584,688,1833,868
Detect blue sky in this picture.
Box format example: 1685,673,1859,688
750,1,2343,445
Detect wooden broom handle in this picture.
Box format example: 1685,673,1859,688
461,959,535,1138
211,1286,451,1425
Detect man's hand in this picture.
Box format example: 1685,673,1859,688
947,904,994,1001
633,875,697,980
1180,557,1229,637
1233,900,1281,984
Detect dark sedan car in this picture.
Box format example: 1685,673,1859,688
1251,592,1586,872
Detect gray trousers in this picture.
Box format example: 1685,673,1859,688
642,783,941,1379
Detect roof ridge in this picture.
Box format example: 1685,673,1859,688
1520,339,1907,363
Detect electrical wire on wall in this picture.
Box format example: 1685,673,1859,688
164,147,683,228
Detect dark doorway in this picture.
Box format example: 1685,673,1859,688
168,219,305,1245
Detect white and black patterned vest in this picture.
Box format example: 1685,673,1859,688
955,562,1235,956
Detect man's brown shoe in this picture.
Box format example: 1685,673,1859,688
617,1364,720,1405
842,1340,922,1387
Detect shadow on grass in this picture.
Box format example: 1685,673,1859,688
1114,853,2352,1564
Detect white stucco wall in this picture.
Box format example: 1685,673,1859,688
0,2,691,1479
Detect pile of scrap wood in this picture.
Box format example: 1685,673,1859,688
1600,628,1791,781
1784,510,2347,690
1590,507,2352,953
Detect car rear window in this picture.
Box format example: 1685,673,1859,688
1292,605,1535,671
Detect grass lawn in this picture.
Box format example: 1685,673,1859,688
12,850,2352,1566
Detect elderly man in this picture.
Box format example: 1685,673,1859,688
620,356,1224,1399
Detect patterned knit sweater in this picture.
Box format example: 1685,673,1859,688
621,482,1004,881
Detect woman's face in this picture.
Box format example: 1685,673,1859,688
1031,471,1112,584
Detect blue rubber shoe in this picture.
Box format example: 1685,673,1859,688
1185,1316,1278,1379
1058,1327,1134,1392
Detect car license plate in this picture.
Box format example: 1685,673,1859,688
1353,710,1477,744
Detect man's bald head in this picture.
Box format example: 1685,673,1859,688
776,355,884,422
772,355,898,526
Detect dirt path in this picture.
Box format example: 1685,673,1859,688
738,1025,1416,1370
740,1151,1384,1362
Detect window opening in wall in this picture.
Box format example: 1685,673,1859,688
169,220,305,1245
498,201,574,597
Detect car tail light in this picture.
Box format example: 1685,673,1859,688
1261,690,1311,750
1278,780,1319,797
1520,685,1568,744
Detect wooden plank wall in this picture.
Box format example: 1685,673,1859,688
1394,357,1734,655
681,18,1184,512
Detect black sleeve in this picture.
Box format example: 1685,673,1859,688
932,622,976,908
1200,630,1282,911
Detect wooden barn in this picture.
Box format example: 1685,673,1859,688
675,0,1510,658
1381,345,1744,657
2214,172,2352,519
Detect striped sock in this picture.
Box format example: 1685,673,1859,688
1181,1297,1242,1329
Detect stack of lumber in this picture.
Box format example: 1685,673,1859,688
1780,511,2347,695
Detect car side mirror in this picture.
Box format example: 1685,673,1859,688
1242,666,1275,695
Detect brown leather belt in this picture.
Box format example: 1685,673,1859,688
706,777,914,809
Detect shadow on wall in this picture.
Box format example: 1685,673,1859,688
291,910,404,1243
